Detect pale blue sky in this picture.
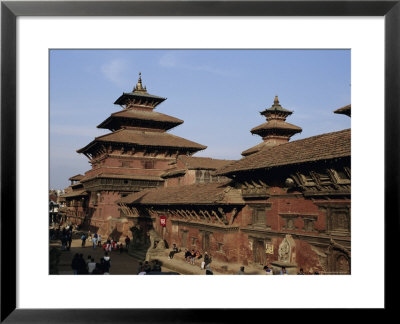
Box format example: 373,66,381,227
50,49,350,189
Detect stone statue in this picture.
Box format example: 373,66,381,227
278,238,290,262
148,228,165,250
130,225,144,248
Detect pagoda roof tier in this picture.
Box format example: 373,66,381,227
260,96,293,117
68,174,84,181
77,129,207,154
218,129,350,176
117,182,244,206
80,173,164,183
250,120,302,137
60,189,88,198
114,73,166,107
114,91,166,107
97,109,183,131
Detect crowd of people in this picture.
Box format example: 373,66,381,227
137,260,162,275
167,244,213,274
71,252,112,275
79,233,131,255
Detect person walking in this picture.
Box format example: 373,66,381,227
81,233,86,247
88,258,96,274
190,249,196,265
102,252,111,274
92,235,97,249
97,234,102,247
204,252,211,268
280,266,288,275
237,266,245,275
125,236,131,251
67,231,72,251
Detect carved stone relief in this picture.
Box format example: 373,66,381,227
278,234,296,264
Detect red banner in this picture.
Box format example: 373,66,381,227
160,215,167,227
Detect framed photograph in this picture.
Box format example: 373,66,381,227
1,0,398,321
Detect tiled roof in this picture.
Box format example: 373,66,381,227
80,173,164,183
97,109,183,129
218,129,351,175
250,120,302,134
68,174,84,181
60,189,88,198
241,142,272,156
77,129,207,153
118,182,244,206
161,168,187,178
178,156,236,170
114,91,166,106
334,104,351,117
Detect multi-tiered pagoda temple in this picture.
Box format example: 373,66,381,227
67,74,207,236
242,96,302,156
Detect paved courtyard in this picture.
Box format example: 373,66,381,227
50,237,266,275
51,238,141,275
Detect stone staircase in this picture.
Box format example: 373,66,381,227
128,248,147,261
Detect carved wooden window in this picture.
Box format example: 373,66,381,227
302,217,317,232
143,161,154,169
217,242,224,252
251,205,266,226
332,211,350,232
121,161,131,168
325,207,351,235
204,171,211,183
191,237,198,246
280,213,298,230
195,170,202,183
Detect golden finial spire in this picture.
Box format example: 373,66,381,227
134,72,145,91
274,95,279,105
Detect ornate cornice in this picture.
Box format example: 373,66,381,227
240,227,350,249
171,219,239,233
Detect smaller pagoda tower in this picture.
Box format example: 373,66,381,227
242,96,302,156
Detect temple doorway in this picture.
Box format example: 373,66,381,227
254,240,265,265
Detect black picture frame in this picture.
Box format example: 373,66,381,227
1,0,398,322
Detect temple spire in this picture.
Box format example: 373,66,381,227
133,72,147,92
